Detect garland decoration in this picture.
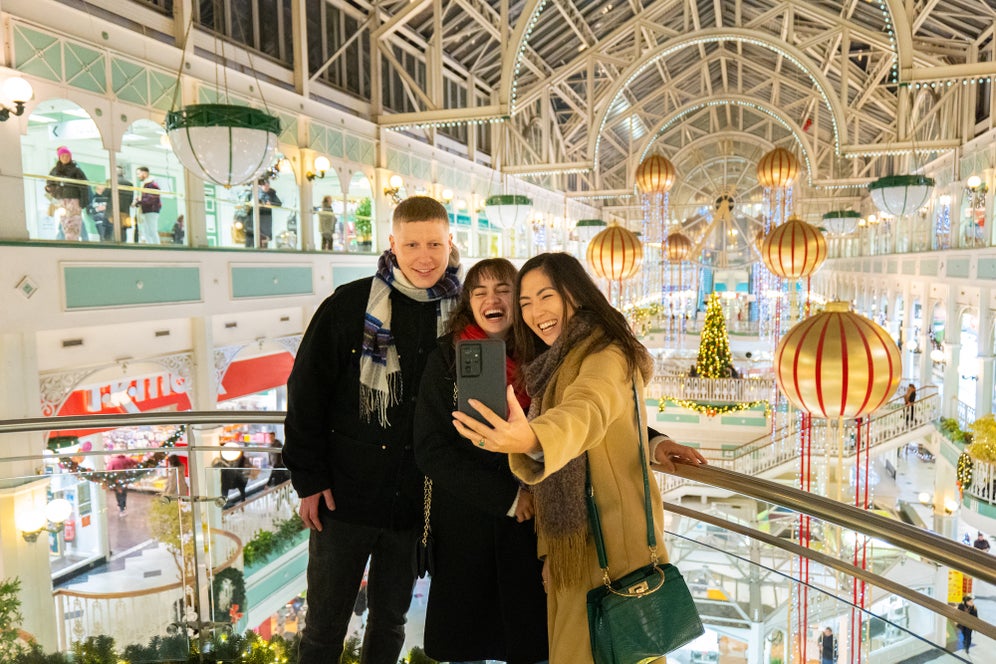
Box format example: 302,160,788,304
659,397,770,418
58,426,186,491
956,452,974,496
623,302,665,337
212,567,246,624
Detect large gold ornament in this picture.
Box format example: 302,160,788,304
587,224,644,281
775,301,901,418
635,154,677,195
759,216,827,279
756,147,799,188
665,232,692,262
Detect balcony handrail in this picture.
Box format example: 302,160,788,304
4,412,989,579
662,462,996,586
664,501,996,641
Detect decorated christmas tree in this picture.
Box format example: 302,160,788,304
696,292,733,378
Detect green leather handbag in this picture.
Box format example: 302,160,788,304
585,381,704,663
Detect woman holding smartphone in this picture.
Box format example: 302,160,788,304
414,258,548,664
452,253,705,663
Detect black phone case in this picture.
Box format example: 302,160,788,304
456,338,507,424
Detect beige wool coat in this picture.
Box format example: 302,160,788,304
510,341,668,664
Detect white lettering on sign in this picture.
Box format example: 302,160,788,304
85,373,188,413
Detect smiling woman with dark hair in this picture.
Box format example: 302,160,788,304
414,258,548,664
452,252,706,663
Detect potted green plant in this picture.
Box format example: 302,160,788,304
354,197,373,252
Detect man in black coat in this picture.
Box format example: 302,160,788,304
283,196,461,664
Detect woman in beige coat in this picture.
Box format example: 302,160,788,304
453,252,705,663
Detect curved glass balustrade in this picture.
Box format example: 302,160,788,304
0,411,993,662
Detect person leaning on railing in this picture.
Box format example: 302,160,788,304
45,145,90,242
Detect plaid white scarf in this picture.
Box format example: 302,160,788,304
360,246,462,426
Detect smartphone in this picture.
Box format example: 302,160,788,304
456,338,507,424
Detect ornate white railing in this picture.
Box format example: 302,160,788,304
52,528,242,651
659,390,941,495
650,375,777,403
965,457,996,503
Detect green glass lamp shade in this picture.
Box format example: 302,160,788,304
821,209,861,235
868,175,935,217
484,194,532,230
165,104,280,187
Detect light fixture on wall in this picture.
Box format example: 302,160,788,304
0,76,34,121
18,498,73,542
306,155,331,181
384,174,404,204
440,188,454,204
965,174,987,208
929,348,945,364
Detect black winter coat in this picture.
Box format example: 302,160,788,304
47,161,90,204
283,277,444,529
413,335,548,664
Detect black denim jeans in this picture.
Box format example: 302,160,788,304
298,517,418,664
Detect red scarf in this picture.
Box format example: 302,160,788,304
458,324,531,412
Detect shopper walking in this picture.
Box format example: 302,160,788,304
957,595,978,653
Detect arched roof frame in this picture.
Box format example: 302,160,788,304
633,97,814,187
670,132,776,168
501,0,911,109
589,30,845,171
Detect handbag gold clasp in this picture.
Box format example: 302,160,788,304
627,580,650,595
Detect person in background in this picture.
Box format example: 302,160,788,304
88,180,114,241
171,214,185,245
414,258,548,664
904,383,917,426
283,196,461,664
116,165,136,242
132,166,162,244
450,252,706,663
973,532,991,552
46,146,90,242
267,432,291,487
957,595,978,653
317,195,337,251
817,627,837,664
163,454,189,497
218,448,250,505
247,178,281,248
105,451,138,516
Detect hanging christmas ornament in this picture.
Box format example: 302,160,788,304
774,302,901,418
665,231,692,262
635,154,677,195
760,215,827,279
586,224,644,281
756,147,800,189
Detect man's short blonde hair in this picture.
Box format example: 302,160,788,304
392,196,449,228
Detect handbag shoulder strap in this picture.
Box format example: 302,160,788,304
421,476,432,546
585,378,658,574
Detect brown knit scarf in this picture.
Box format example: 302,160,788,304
523,310,655,589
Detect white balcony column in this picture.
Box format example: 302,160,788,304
0,333,58,650
976,354,995,418
0,116,29,240
942,342,962,419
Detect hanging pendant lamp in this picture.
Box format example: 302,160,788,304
166,104,281,188
867,174,935,217
484,194,533,230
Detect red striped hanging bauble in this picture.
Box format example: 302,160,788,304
586,224,643,281
759,216,827,279
774,301,901,418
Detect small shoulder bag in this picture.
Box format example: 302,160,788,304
585,380,704,663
